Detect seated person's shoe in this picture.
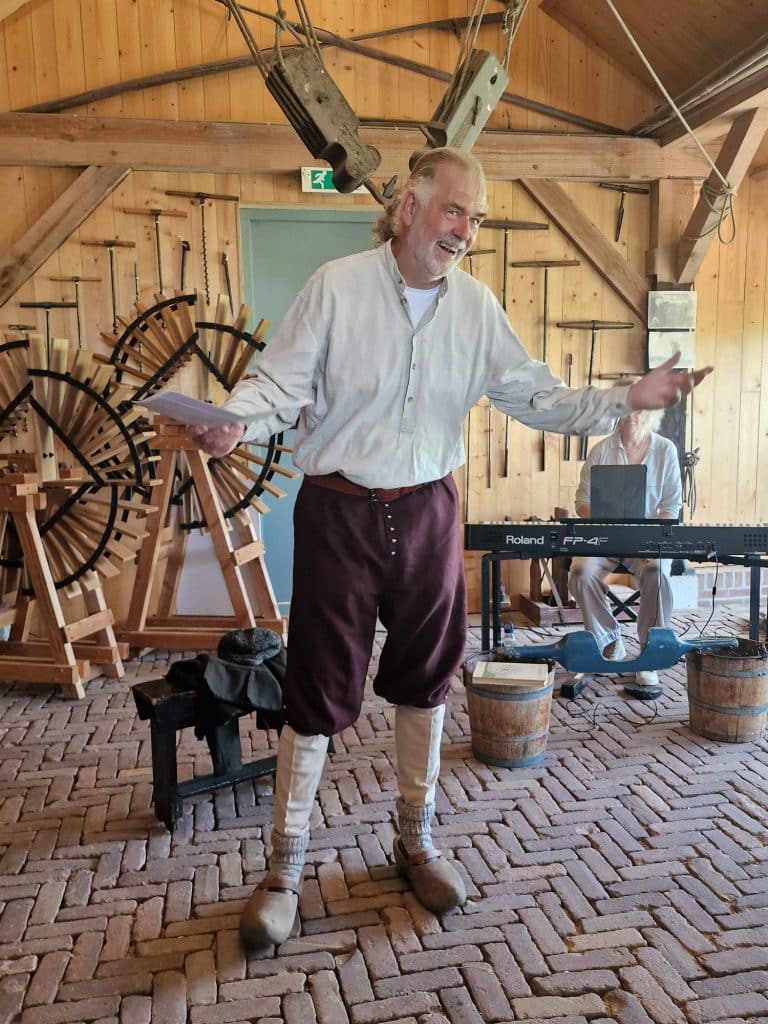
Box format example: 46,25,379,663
623,669,662,700
602,637,627,661
393,834,466,913
239,875,300,948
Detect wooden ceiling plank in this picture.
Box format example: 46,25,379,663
0,1,29,21
0,165,130,307
0,112,711,181
519,178,648,323
542,0,766,104
676,107,768,285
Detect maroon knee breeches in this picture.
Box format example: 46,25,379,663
283,475,467,735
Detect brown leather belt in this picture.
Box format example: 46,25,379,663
305,472,426,503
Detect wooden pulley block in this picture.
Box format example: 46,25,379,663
265,47,380,193
421,50,509,153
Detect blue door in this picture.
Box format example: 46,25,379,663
240,207,375,611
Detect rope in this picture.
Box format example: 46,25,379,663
223,0,270,76
501,0,530,71
295,0,322,59
601,0,736,243
442,0,487,114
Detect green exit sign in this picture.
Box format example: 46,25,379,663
300,167,367,195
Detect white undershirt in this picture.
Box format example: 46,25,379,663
403,284,440,327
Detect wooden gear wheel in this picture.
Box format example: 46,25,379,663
108,291,297,532
0,336,154,596
106,292,199,399
0,337,32,444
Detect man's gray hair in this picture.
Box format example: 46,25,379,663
373,147,487,246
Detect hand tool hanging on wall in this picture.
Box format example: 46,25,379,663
563,353,573,460
46,276,101,350
121,207,188,294
221,252,234,315
480,219,548,476
597,372,639,382
556,320,635,460
418,1,529,153
179,238,191,291
463,250,497,518
598,183,651,243
133,263,140,303
222,0,384,200
18,300,78,363
479,219,549,314
81,239,137,333
508,259,581,471
164,190,239,307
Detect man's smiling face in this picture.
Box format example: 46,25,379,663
395,161,487,289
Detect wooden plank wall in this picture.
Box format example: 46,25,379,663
0,1,765,616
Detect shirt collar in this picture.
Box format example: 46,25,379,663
383,239,450,301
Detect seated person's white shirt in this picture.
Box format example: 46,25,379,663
575,430,682,519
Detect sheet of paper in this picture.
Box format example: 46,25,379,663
132,391,250,428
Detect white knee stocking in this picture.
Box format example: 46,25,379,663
267,725,328,888
395,704,445,855
273,724,328,838
395,703,445,807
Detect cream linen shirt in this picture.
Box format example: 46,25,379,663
575,427,683,518
224,241,631,489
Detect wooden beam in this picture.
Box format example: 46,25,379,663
657,76,768,147
21,15,617,135
676,107,768,285
0,113,711,181
519,179,648,323
629,32,768,142
0,165,130,307
0,0,29,20
646,179,696,285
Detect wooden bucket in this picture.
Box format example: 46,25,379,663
465,656,554,768
685,638,768,743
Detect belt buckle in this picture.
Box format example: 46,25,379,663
368,488,380,503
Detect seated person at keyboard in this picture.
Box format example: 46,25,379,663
568,410,683,700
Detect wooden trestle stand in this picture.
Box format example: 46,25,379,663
118,419,283,654
0,473,126,699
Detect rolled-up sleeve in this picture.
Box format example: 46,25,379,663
223,286,324,443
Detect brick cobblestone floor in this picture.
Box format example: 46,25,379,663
0,603,766,1024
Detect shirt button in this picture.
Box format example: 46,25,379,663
412,363,416,369
407,396,413,403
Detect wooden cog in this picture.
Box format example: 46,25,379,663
108,291,297,531
0,335,155,595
